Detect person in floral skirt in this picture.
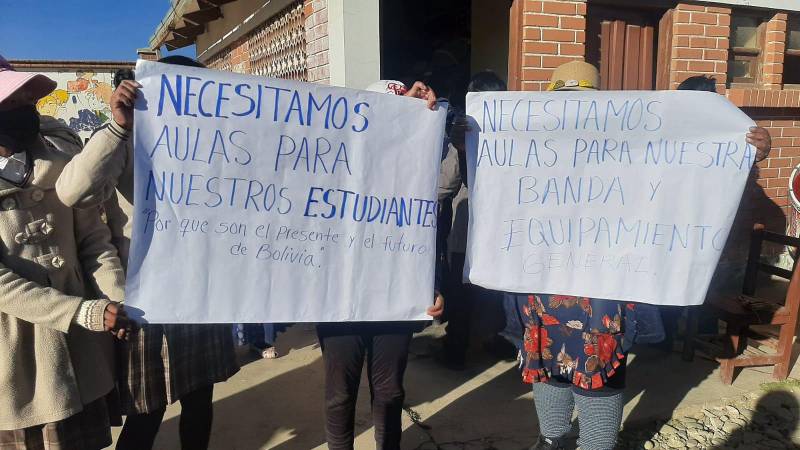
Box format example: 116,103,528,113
512,62,773,450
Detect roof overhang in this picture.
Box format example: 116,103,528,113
150,0,237,51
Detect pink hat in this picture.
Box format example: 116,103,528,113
0,55,57,107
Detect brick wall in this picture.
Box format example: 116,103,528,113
519,0,587,91
763,13,788,89
513,1,800,276
670,4,731,91
304,0,330,84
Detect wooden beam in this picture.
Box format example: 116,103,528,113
198,0,236,7
183,7,222,25
172,23,205,39
165,35,195,51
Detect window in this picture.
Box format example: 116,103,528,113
727,13,767,86
785,16,800,87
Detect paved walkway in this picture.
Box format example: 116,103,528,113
105,323,800,450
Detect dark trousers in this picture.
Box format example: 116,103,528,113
116,385,214,450
444,252,474,362
317,323,414,450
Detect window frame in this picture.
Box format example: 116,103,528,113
785,15,800,89
727,11,768,88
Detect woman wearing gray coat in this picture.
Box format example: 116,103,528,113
0,55,127,450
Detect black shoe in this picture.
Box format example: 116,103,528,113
529,436,565,450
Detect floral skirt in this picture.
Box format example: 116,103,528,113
514,293,637,390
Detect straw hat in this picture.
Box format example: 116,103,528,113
547,61,599,91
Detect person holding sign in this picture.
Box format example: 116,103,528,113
504,62,774,450
55,56,239,450
315,79,444,450
0,55,128,450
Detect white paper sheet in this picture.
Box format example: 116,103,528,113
126,60,447,323
464,91,754,306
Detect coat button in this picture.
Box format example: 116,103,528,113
14,232,28,244
51,256,64,268
1,197,16,211
40,223,53,235
30,189,44,202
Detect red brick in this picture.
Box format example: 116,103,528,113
703,48,727,60
770,158,793,168
675,36,690,47
706,6,731,14
688,60,716,71
689,36,716,48
577,2,587,15
560,43,584,56
691,12,718,25
767,31,785,42
523,27,542,40
718,14,731,27
523,68,554,81
542,55,578,68
576,30,586,43
672,60,689,71
716,38,730,49
760,168,780,178
560,16,586,30
541,1,578,15
780,147,800,158
784,128,800,137
523,55,543,67
767,20,787,33
675,48,703,59
542,29,576,42
524,14,559,27
524,41,558,54
675,11,691,23
705,25,729,37
767,42,786,53
675,24,705,35
773,136,794,146
765,52,784,64
525,0,543,13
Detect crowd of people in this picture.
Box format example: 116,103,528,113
0,51,773,450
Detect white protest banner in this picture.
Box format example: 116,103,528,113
464,91,755,306
126,60,446,323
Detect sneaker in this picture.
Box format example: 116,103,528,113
529,435,565,450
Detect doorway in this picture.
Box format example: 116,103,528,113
585,4,670,90
379,0,511,109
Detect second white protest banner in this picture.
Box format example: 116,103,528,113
127,60,446,323
464,91,754,306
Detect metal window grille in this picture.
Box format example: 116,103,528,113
207,1,306,81
248,1,307,81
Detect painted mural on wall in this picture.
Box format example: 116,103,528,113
34,70,115,141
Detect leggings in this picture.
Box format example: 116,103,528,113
116,385,214,450
317,322,414,450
